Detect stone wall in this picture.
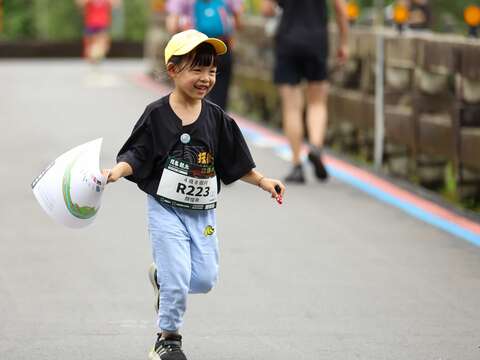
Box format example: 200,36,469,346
145,15,480,202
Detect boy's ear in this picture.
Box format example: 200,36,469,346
166,62,177,77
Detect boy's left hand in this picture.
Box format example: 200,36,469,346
259,178,286,203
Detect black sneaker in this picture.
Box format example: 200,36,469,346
308,148,329,181
148,333,187,360
148,263,160,313
284,164,305,183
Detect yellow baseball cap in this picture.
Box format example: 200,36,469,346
164,29,227,65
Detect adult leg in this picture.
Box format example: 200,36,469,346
274,50,305,182
279,84,304,166
97,31,111,58
89,31,109,62
83,34,93,61
305,81,330,180
305,81,329,148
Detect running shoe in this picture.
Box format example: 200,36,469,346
148,263,160,313
148,333,187,360
284,164,305,183
308,148,329,181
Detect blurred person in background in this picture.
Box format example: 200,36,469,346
262,0,349,183
76,0,120,63
165,0,244,110
408,0,431,30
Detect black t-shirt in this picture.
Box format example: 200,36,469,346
117,95,256,202
275,0,329,57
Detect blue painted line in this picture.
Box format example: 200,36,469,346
240,126,480,247
328,166,480,247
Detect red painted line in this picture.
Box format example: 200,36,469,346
131,73,480,235
325,156,480,233
131,74,171,95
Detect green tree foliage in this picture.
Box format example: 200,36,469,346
3,0,36,39
33,0,82,40
355,0,475,32
123,0,148,41
1,0,477,40
431,0,474,32
1,0,147,41
243,0,477,34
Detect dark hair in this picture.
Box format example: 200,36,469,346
168,42,218,72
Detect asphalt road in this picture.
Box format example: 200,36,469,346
1,59,480,360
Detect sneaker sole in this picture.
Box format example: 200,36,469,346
148,263,160,313
148,348,160,360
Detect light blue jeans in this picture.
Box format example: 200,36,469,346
147,195,219,332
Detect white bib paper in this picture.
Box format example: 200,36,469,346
157,157,217,210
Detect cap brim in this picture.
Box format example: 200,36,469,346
169,38,227,61
204,38,228,56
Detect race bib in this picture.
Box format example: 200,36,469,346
157,157,217,210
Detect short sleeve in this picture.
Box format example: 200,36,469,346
215,114,256,185
116,107,155,183
166,0,190,15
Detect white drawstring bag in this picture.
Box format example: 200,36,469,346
32,138,107,228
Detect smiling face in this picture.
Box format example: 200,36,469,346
167,43,218,102
172,62,217,100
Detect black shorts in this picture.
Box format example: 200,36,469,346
273,52,328,85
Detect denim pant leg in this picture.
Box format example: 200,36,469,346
147,195,219,332
147,195,192,332
181,208,219,294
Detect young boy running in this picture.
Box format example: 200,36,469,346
104,29,285,360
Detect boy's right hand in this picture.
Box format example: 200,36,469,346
102,168,120,184
102,162,133,184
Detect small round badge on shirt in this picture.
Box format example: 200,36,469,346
180,133,191,144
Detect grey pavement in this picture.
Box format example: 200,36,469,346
1,59,480,360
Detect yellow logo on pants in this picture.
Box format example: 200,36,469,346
203,225,215,236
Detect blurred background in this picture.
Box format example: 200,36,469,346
0,0,477,41
2,4,480,359
2,0,480,214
